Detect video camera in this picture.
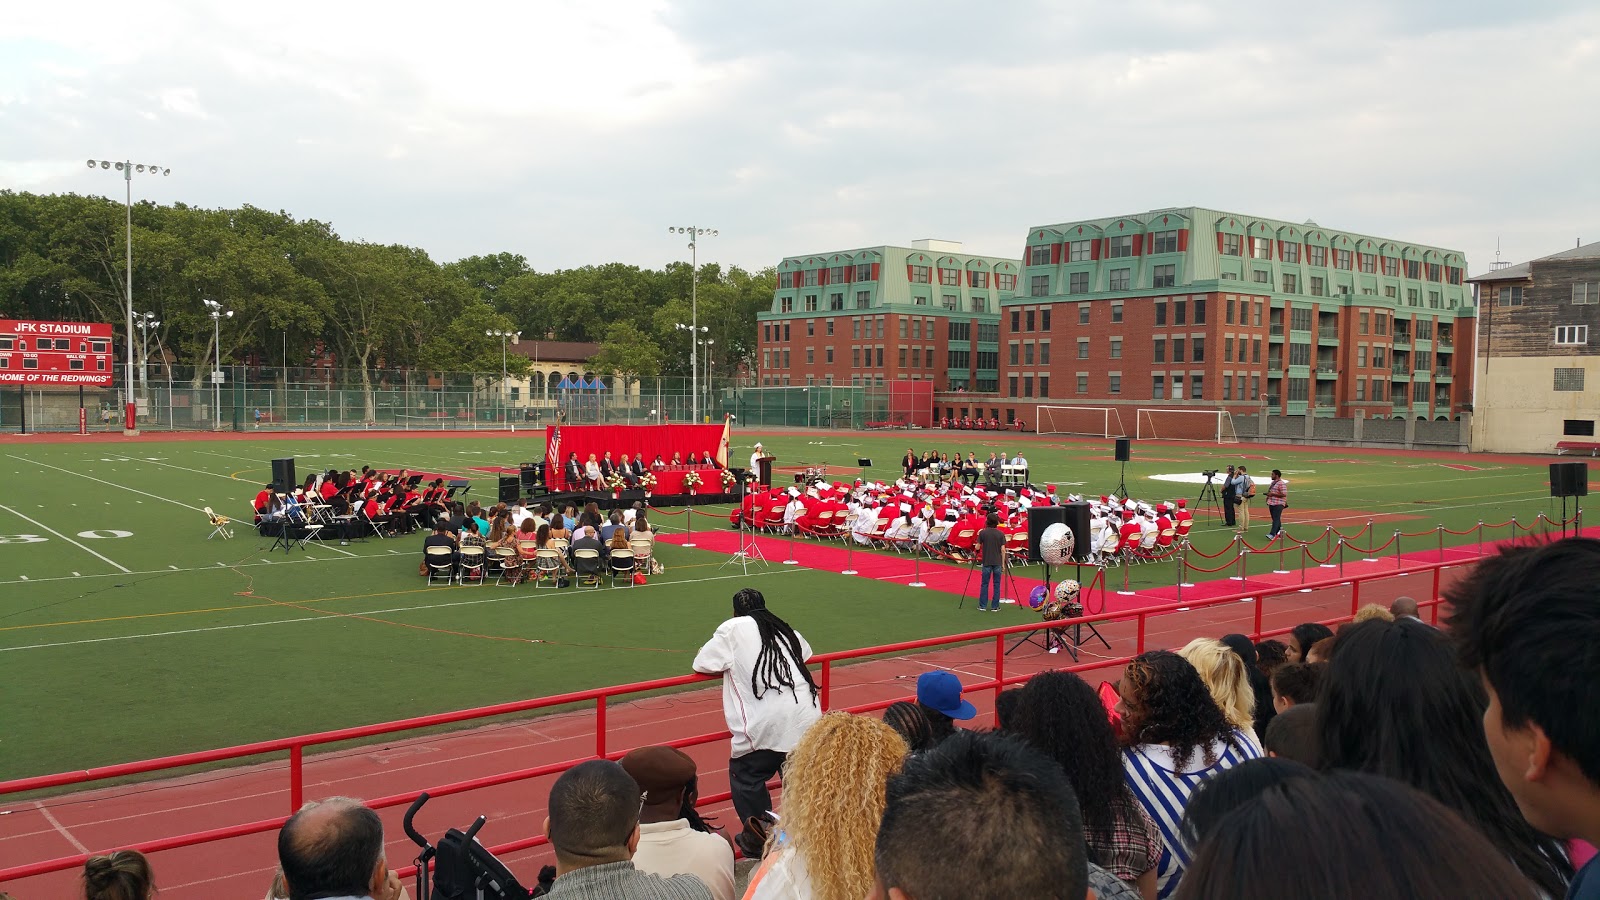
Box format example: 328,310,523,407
1202,469,1219,479
403,792,531,900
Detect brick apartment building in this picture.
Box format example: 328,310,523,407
1468,240,1600,453
756,241,1017,401
759,210,1476,430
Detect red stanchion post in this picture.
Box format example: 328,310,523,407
1179,541,1193,588
841,535,857,576
1477,520,1484,556
908,555,926,588
1300,543,1309,584
784,531,799,565
1176,551,1185,604
1437,524,1445,561
683,501,696,548
1337,538,1345,577
1394,530,1403,569
1233,548,1249,582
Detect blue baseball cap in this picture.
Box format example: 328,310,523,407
916,671,977,720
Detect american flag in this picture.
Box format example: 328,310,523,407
547,426,561,487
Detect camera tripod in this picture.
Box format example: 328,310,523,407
721,476,768,573
1197,472,1223,521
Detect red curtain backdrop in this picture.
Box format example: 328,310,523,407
546,424,728,490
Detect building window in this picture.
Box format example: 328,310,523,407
829,293,844,310
1154,264,1176,288
1109,374,1122,394
1563,418,1595,435
852,348,861,367
1107,235,1134,258
996,273,1016,290
1224,336,1234,361
1028,245,1052,265
1335,249,1352,270
1428,290,1441,308
970,297,988,313
1110,338,1122,359
784,323,791,341
909,265,931,283
1356,378,1366,401
806,348,814,364
1023,375,1034,398
1383,256,1400,276
1041,309,1051,331
1153,230,1179,254
826,320,835,335
1171,374,1184,398
805,295,819,311
1155,301,1167,326
942,293,958,310
1008,375,1019,397
1385,285,1397,299
1109,268,1130,291
851,264,870,281
1252,237,1271,259
856,291,871,309
802,270,818,287
1011,310,1020,331
1281,242,1300,263
1225,299,1234,324
826,347,834,362
1077,373,1089,394
1222,234,1242,256
1359,253,1377,274
978,323,999,342
876,347,884,366
969,270,989,288
976,349,998,369
1173,338,1186,363
1154,339,1166,363
1574,283,1600,305
1253,270,1269,284
1025,310,1037,331
1068,271,1089,294
913,347,922,367
1191,375,1203,399
1357,345,1368,367
1152,375,1165,399
1501,286,1524,306
939,268,960,286
1069,240,1093,261
1193,337,1205,362
1359,312,1370,334
899,319,908,339
1078,339,1090,359
1224,374,1233,400
1009,343,1020,365
1174,299,1187,326
1078,302,1090,324
1309,246,1327,267
807,321,815,337
1282,274,1298,294
1555,326,1590,346
780,298,794,313
1253,338,1262,363
1310,276,1325,297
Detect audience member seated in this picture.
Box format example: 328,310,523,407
83,849,156,900
1173,771,1544,900
1447,539,1600,900
1270,662,1320,712
619,746,735,900
1220,633,1276,736
600,510,629,543
912,670,974,747
570,529,607,585
1262,703,1320,767
870,730,1104,900
1305,636,1335,664
1117,650,1262,898
1253,639,1288,678
1315,618,1571,896
1177,756,1316,851
1179,638,1262,751
1284,622,1333,664
540,759,713,899
422,521,457,575
1010,671,1162,899
746,712,908,900
1350,602,1394,624
277,797,405,900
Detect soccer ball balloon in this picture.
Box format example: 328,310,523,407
1039,523,1075,566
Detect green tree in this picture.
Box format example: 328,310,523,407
589,321,664,379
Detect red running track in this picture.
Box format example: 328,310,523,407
5,527,1590,898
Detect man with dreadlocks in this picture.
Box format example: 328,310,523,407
692,588,821,860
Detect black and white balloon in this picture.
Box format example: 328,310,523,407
1039,523,1075,566
1055,579,1081,605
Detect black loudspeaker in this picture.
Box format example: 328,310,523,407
1114,438,1132,462
1550,462,1589,498
271,457,296,493
520,464,540,487
498,475,521,504
1061,501,1092,563
1027,505,1069,563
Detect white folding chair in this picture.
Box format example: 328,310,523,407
628,537,655,574
608,548,636,587
534,548,566,588
494,547,521,585
572,548,604,588
425,546,455,584
457,546,486,585
204,507,233,540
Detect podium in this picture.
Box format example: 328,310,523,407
756,456,776,487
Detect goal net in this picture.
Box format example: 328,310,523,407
1036,406,1129,439
1135,408,1239,443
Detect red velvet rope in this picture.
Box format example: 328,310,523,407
1182,553,1244,574
1183,536,1240,559
1341,532,1399,556
1302,541,1340,565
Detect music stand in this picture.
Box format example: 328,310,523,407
722,476,768,573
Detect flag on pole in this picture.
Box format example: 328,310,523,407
547,426,562,487
715,414,731,469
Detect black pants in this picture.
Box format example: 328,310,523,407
729,749,786,827
1222,489,1237,526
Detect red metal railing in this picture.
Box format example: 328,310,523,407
0,555,1468,884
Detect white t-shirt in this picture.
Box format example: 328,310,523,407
693,617,820,757
632,819,735,900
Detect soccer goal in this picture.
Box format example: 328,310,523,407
1036,406,1129,439
1135,408,1240,443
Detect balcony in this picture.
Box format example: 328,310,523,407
1268,324,1285,339
1316,366,1339,379
1434,371,1452,383
1265,394,1282,406
1317,328,1339,344
1391,365,1411,380
1392,332,1412,348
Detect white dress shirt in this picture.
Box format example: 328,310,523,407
692,617,820,757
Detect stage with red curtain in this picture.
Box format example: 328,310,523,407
545,424,729,492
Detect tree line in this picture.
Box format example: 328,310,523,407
0,190,775,391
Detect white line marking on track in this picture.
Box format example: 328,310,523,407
0,504,132,573
35,802,89,854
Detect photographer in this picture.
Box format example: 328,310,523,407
1229,466,1256,531
1220,465,1238,527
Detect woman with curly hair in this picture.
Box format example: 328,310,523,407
1118,650,1261,899
745,711,909,900
1011,671,1162,899
1179,638,1261,749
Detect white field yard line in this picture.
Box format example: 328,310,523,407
0,566,806,653
0,503,131,573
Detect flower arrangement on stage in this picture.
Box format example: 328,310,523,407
639,472,657,496
606,473,626,496
682,470,703,492
720,468,738,489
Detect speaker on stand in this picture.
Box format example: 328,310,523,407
498,475,522,504
1026,505,1069,563
1111,438,1131,500
1550,462,1589,537
271,457,297,493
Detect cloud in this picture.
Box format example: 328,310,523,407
1,0,1596,273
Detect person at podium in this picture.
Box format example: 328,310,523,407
750,442,766,473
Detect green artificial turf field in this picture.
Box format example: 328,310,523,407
0,430,1569,780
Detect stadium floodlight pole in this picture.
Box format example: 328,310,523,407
674,321,707,421
667,225,717,422
487,330,520,423
701,338,714,416
88,158,170,435
135,313,160,399
203,299,232,430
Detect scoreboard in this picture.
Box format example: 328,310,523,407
0,319,115,386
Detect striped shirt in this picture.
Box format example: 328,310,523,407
1122,729,1263,899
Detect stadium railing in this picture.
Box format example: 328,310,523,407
0,555,1463,883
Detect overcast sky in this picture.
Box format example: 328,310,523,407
3,0,1596,276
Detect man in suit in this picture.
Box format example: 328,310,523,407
984,453,1002,487
600,452,618,479
1220,464,1238,527
564,452,583,490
